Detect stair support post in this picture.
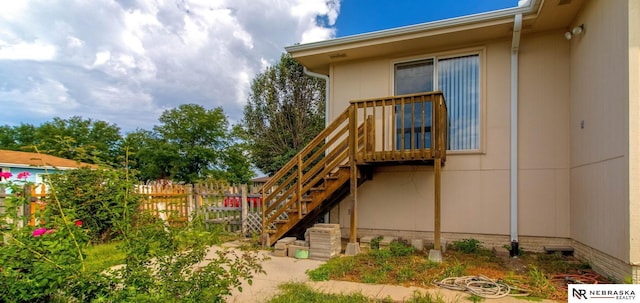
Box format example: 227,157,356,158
348,105,357,243
434,157,442,251
297,154,303,219
346,105,361,255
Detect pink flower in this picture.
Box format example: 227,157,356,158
45,229,55,235
17,171,31,180
0,172,11,179
33,228,47,237
74,220,82,227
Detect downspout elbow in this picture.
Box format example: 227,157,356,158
303,67,330,127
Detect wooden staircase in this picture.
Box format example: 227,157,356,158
261,91,448,246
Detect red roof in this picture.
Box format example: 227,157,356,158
0,149,97,169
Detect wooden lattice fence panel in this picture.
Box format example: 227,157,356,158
198,184,264,234
137,183,192,227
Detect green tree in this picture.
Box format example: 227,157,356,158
35,116,122,165
121,129,175,181
242,53,325,175
127,104,253,184
0,123,39,151
155,104,227,183
219,125,254,184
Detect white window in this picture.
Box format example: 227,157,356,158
394,53,481,151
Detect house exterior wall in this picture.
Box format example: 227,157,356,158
330,31,572,243
629,0,640,271
518,30,571,238
569,0,634,279
0,166,49,185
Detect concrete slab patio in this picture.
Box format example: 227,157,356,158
218,242,558,303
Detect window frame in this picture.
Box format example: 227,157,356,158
390,48,486,154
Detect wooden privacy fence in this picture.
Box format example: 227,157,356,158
137,183,192,226
136,182,264,233
1,182,264,234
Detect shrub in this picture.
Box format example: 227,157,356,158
46,167,141,242
0,167,264,302
369,236,383,250
104,212,265,302
389,240,415,257
0,172,92,302
450,238,482,254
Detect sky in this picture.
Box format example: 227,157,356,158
0,0,517,133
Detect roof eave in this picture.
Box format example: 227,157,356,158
0,163,78,170
285,0,540,54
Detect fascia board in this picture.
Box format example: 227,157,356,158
285,0,540,54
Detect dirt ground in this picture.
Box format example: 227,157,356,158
333,239,608,301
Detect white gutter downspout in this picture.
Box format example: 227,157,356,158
303,67,330,223
510,12,522,255
303,67,330,127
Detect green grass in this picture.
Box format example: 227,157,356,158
268,283,448,303
83,241,126,272
268,282,381,303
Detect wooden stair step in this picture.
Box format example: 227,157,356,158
286,208,308,215
274,219,288,224
311,187,325,192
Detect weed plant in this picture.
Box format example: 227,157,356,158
450,238,482,254
268,283,447,303
268,282,381,303
526,265,556,298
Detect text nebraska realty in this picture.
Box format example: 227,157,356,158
574,289,636,300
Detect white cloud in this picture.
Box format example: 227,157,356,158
93,51,111,66
0,1,30,21
0,78,77,116
0,40,57,61
0,0,341,132
301,26,335,44
290,0,340,42
66,36,84,48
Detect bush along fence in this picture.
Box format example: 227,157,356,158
0,182,264,235
0,183,47,229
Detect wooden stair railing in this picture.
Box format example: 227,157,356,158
261,91,447,246
261,107,356,245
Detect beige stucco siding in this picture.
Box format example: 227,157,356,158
518,31,571,238
330,59,390,117
570,0,631,263
331,32,572,240
629,0,640,265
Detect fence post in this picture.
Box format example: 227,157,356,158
241,184,248,235
0,184,5,218
22,184,32,228
193,184,201,219
186,184,194,221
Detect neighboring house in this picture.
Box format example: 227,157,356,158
0,149,96,185
265,0,639,283
251,176,271,193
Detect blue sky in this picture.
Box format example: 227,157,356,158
335,0,517,37
0,0,517,133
